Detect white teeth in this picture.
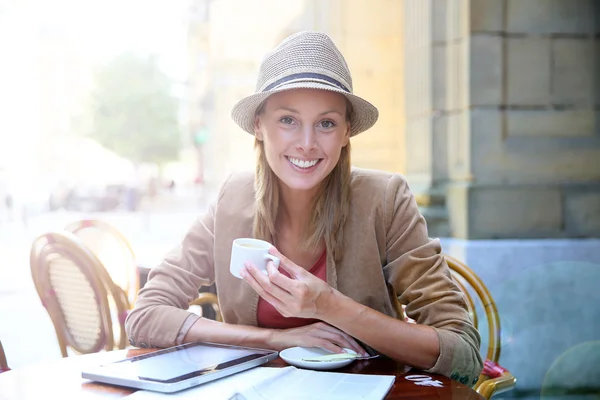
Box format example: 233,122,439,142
288,157,319,169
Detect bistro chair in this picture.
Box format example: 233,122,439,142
445,254,516,399
189,292,223,322
64,219,139,305
0,340,9,373
30,231,130,357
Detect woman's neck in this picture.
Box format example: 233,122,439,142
277,184,318,234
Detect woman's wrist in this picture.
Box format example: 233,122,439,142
263,327,280,350
316,287,347,321
319,289,368,329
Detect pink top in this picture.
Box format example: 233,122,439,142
256,250,327,329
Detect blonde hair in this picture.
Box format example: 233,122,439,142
252,99,352,261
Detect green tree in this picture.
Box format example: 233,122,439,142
89,53,181,165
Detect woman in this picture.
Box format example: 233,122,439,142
126,31,483,383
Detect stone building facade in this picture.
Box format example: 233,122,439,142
405,0,600,239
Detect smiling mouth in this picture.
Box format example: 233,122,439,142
286,156,322,169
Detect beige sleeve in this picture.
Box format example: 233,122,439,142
382,174,483,385
125,200,217,349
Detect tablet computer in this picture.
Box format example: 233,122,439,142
81,342,279,393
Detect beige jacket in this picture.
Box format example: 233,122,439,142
126,168,483,384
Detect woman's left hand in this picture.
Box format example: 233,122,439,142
241,247,335,320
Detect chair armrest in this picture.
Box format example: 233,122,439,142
476,371,517,399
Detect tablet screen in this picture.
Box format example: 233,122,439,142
101,343,273,383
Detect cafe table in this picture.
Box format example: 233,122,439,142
0,348,484,399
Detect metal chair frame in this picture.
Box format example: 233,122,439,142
64,219,138,305
189,293,223,322
445,254,516,399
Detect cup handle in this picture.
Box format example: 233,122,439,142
264,254,280,268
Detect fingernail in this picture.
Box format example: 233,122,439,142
239,268,246,278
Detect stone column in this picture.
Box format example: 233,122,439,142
401,0,455,236
444,0,474,238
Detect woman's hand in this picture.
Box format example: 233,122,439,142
269,322,367,355
241,247,335,320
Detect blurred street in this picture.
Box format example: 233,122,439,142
0,192,208,369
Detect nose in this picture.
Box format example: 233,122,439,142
296,125,317,152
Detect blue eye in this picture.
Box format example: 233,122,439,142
280,116,294,124
319,120,336,129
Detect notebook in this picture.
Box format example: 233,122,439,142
126,366,396,400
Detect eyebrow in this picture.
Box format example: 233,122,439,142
275,107,300,114
319,110,344,117
274,107,344,116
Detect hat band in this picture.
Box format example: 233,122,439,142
262,73,350,93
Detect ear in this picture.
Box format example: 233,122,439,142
254,115,264,141
342,124,351,147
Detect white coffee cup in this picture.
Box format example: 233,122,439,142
230,238,280,279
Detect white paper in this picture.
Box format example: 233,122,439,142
237,367,395,400
126,366,395,400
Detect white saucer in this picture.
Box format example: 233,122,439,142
279,347,357,371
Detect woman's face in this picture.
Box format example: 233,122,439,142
255,88,350,194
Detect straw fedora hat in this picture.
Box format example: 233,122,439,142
231,31,379,137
